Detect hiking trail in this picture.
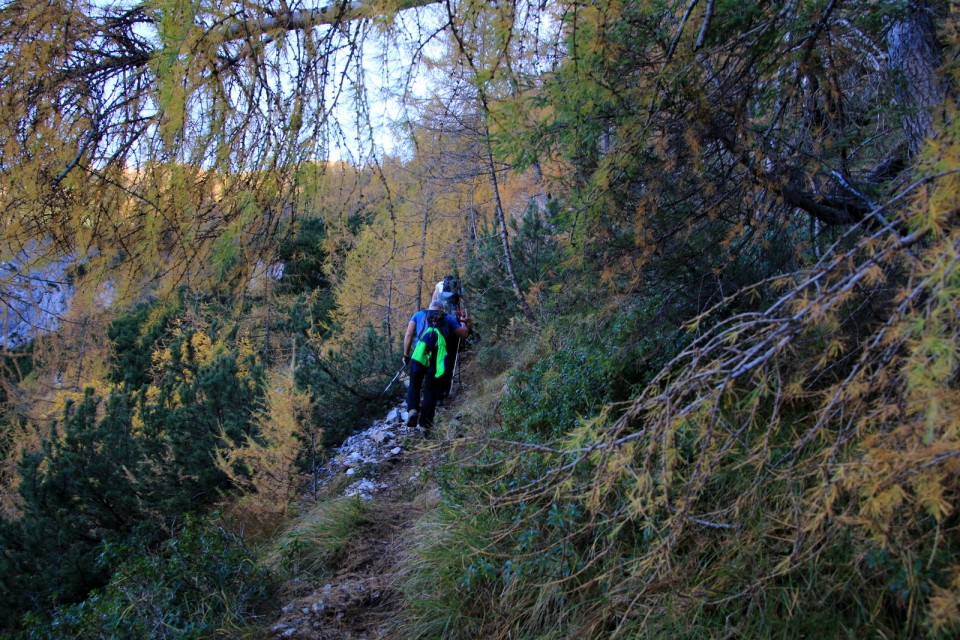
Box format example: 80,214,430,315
266,364,473,639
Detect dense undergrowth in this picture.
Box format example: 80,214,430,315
396,167,960,638
18,518,273,640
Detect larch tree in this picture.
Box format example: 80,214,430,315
410,1,960,636
0,0,442,342
0,1,949,330
408,78,548,324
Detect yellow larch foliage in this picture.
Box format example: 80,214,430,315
215,373,318,538
233,335,258,383
484,109,960,634
931,568,960,634
188,330,214,367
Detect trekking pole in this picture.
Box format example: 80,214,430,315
448,347,460,398
383,362,407,394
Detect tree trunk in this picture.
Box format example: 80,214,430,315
484,126,536,323
887,1,947,156
708,0,948,227
385,268,394,346
264,267,272,361
417,201,428,311
530,160,550,214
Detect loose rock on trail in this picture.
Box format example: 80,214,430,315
267,404,441,639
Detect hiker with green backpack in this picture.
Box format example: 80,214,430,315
402,299,472,436
431,275,467,405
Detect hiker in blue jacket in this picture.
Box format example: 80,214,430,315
402,300,471,435
431,275,467,405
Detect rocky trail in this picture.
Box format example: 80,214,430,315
266,397,462,639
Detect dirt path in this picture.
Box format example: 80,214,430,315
266,448,435,640
266,354,477,639
269,430,446,640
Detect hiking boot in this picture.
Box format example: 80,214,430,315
406,409,418,428
420,419,434,439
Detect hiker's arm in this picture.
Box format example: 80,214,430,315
403,320,416,361
453,317,472,339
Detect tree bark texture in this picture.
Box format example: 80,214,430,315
887,1,948,156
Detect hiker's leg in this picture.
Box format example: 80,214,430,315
406,364,425,413
421,374,441,435
437,366,451,405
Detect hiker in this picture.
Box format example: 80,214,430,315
430,275,467,402
402,299,471,435
431,274,462,309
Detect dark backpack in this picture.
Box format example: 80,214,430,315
441,276,461,305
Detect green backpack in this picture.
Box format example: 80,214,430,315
411,310,448,377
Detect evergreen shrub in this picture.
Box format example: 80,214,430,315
0,306,266,630
500,341,608,438
18,517,273,640
465,204,565,338
295,324,398,447
498,301,691,440
473,343,512,376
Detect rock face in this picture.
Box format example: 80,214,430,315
0,256,285,349
1,256,73,348
315,405,419,501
